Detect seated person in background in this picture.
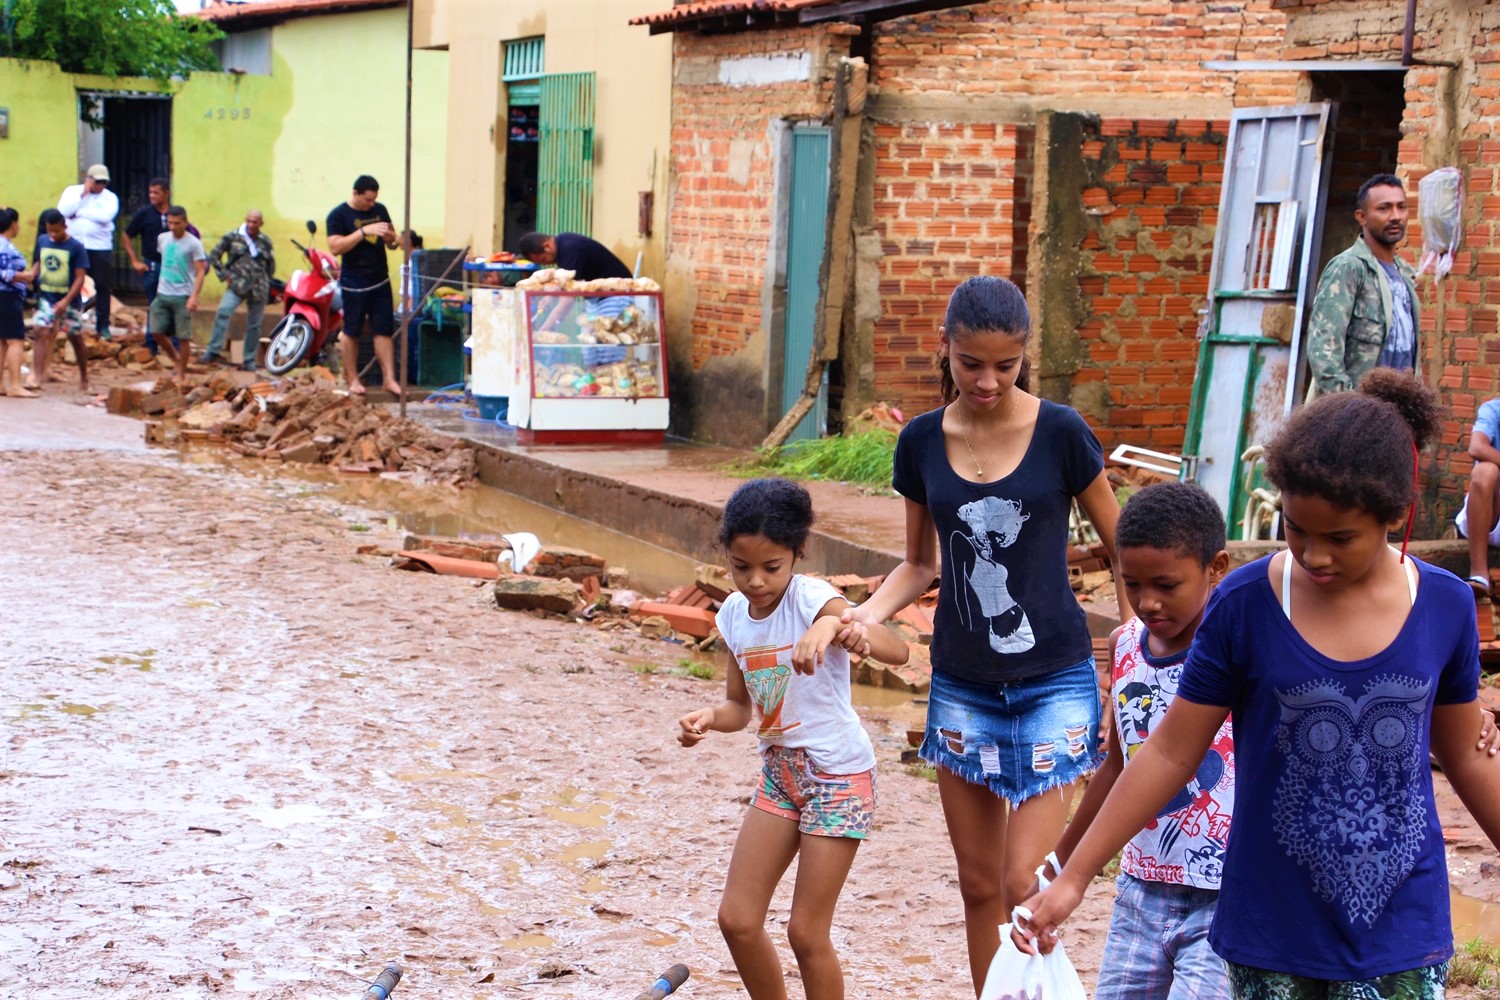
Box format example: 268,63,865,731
517,231,631,281
1459,396,1500,598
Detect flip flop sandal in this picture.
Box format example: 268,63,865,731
1467,575,1492,600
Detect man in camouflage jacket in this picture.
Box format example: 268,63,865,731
1305,174,1419,396
203,210,276,370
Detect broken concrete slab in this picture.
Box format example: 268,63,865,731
494,575,581,614
694,564,735,602
278,441,324,464
633,601,716,640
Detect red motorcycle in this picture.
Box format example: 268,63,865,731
264,221,344,376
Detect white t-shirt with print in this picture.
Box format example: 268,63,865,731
715,574,875,775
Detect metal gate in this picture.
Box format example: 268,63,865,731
1182,104,1335,539
99,93,171,293
780,126,831,443
537,72,595,236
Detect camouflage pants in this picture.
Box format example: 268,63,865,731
1226,961,1447,1000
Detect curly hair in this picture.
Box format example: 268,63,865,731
718,477,815,555
1266,369,1442,523
936,275,1033,403
1116,482,1227,567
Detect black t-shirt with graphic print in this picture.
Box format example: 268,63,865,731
326,201,393,280
892,401,1104,684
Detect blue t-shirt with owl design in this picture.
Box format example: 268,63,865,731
893,401,1103,683
1177,556,1481,980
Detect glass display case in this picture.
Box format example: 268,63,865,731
507,290,669,443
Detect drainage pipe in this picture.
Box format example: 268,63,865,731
1401,0,1417,66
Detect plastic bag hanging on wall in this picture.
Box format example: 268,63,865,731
1416,167,1463,282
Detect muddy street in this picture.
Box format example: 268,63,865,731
2,398,1496,999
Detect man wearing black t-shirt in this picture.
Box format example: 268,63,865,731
326,174,399,396
517,231,632,281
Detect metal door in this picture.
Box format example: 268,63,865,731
537,72,594,236
1182,104,1334,538
781,126,831,443
101,94,171,293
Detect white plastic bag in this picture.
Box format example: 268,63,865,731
979,854,1087,1000
1416,166,1463,282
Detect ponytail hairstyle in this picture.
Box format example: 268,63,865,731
0,207,18,233
1266,368,1442,524
936,275,1032,403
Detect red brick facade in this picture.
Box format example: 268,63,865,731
1071,118,1228,453
1277,0,1500,529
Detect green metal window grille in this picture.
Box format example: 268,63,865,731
537,72,596,237
502,37,544,81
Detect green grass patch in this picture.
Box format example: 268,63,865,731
730,430,896,488
904,761,939,783
631,662,658,675
1451,938,1500,989
674,658,716,681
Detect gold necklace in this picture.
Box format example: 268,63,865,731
960,391,1015,479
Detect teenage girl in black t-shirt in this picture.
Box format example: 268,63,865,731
845,275,1132,992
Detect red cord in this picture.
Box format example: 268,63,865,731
1400,438,1418,563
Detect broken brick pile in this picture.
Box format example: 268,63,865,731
120,370,479,486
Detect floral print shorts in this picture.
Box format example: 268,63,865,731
751,745,875,839
1226,960,1448,1000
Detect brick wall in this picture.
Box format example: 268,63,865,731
868,121,1026,415
1072,118,1229,453
871,1,1295,107
1280,0,1500,532
669,28,842,367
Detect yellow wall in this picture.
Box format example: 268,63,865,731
0,59,92,249
0,7,448,305
414,0,670,277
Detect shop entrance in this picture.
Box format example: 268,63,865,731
503,100,539,252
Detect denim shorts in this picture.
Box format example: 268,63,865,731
1225,960,1449,1000
1097,873,1229,1000
919,658,1102,805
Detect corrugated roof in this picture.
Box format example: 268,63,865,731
195,0,402,29
630,0,839,30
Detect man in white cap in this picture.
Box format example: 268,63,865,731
57,164,119,339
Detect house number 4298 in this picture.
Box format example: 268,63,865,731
203,107,251,120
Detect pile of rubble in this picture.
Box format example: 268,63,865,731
385,533,934,693
116,370,478,486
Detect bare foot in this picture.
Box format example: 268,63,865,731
347,381,367,396
5,386,38,398
21,381,41,392
383,381,404,397
46,370,68,383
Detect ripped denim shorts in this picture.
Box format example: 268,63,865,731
919,658,1102,806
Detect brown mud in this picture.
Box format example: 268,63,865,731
1,395,1496,998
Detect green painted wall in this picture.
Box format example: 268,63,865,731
0,7,447,305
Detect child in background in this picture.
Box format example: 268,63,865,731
29,208,89,393
1018,369,1500,999
679,478,909,1000
1048,481,1233,999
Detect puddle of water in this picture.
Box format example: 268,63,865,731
339,670,361,679
543,803,611,829
500,933,554,950
559,840,610,864
1452,888,1500,946
582,874,607,893
189,451,700,595
60,703,104,717
244,803,329,830
642,931,680,948
98,650,157,672
902,955,932,966
850,685,918,710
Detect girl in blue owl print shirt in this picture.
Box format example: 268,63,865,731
1018,369,1500,1000
843,275,1132,992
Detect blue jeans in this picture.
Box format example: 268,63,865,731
919,658,1102,805
204,287,265,369
1095,873,1230,1000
